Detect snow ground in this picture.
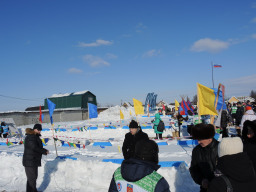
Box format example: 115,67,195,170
0,106,200,192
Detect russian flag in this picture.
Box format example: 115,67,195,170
214,64,222,68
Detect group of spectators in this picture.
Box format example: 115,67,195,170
22,109,256,192
190,121,256,192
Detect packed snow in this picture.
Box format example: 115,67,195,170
0,106,200,192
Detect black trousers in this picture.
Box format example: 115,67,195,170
25,166,38,192
156,133,162,139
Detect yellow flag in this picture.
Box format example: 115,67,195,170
133,98,144,115
120,110,124,119
197,83,218,116
175,99,180,111
130,110,132,116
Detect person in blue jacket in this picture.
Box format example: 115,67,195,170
108,139,170,192
152,113,163,139
1,122,9,138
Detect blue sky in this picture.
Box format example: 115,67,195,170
1,0,256,111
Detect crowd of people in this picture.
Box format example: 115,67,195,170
21,101,256,192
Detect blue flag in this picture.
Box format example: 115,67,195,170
88,103,98,119
47,98,56,124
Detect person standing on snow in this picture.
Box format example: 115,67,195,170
1,122,9,138
207,137,256,192
23,124,49,192
122,120,149,160
109,140,170,192
189,123,219,192
240,106,256,133
235,102,245,136
152,113,163,140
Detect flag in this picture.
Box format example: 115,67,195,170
129,110,132,116
197,83,218,116
39,105,42,123
214,64,222,68
120,110,124,120
175,99,180,111
47,98,56,125
133,98,144,115
88,103,98,118
187,98,194,110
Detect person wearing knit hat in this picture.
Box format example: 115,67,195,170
189,123,219,192
109,140,170,192
208,137,256,192
122,120,149,160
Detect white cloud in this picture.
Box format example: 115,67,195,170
224,74,256,96
252,17,256,23
136,23,147,33
68,68,83,74
83,54,110,67
105,53,117,59
142,49,161,57
78,39,113,47
190,38,230,53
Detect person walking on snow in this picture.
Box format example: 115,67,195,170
23,124,49,192
152,113,163,140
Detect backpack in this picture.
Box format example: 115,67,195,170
157,120,165,132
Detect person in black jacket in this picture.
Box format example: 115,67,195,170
122,120,149,160
208,137,256,192
189,123,218,192
242,120,256,171
23,124,49,192
220,110,229,138
235,102,244,136
109,140,170,192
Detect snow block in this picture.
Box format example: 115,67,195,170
58,156,77,160
157,142,168,146
104,126,116,129
87,127,98,130
0,142,7,146
159,161,187,167
122,126,129,129
42,128,50,131
177,140,198,146
55,128,67,132
141,126,152,129
93,142,112,146
102,159,124,164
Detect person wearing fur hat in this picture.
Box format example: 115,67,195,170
208,137,256,192
109,140,170,192
23,123,49,192
122,120,149,160
242,120,256,171
189,123,219,192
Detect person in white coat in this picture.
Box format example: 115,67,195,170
240,106,256,132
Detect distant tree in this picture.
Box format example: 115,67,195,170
192,94,197,104
250,90,256,101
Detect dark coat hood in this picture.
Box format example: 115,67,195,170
121,158,160,182
217,152,255,182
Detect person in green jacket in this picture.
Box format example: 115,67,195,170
152,113,163,140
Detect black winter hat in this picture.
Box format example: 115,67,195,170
33,124,42,131
129,120,139,129
135,139,159,164
191,123,215,140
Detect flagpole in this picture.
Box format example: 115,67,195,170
211,61,214,88
87,102,92,141
51,123,58,157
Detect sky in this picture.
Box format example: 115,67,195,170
0,0,256,111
